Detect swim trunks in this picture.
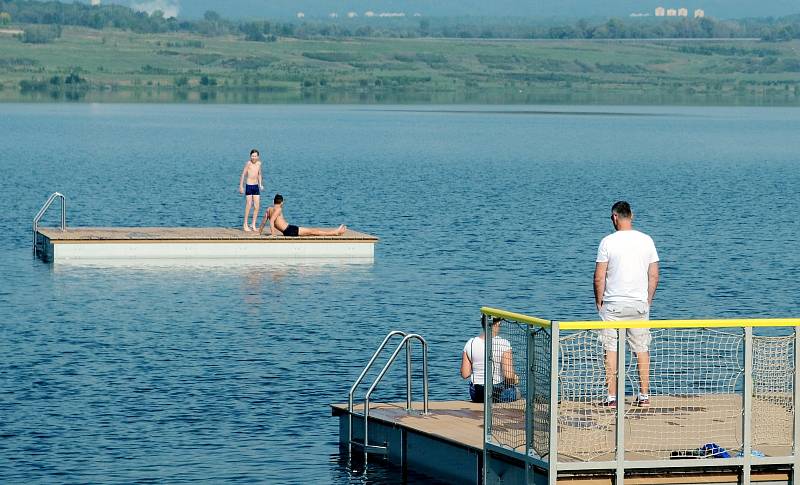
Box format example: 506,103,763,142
282,225,299,237
245,184,260,196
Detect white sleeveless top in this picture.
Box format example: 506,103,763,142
464,336,511,385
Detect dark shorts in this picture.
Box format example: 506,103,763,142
282,225,299,237
469,382,518,403
245,184,260,196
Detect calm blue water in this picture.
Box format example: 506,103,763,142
1,104,799,484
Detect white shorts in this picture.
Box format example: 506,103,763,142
597,301,651,353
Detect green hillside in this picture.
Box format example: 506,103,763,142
1,26,798,104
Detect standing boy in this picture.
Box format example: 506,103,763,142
238,149,263,232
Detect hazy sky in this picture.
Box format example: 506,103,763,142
108,0,800,20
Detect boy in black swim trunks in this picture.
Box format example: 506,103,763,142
238,149,263,232
259,194,347,237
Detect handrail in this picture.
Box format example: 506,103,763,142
362,334,429,461
559,318,800,330
481,306,551,327
482,305,800,330
347,330,407,454
33,192,66,255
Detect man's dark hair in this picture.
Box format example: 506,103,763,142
274,194,283,204
250,149,259,156
611,201,632,218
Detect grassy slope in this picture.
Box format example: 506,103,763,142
1,26,799,103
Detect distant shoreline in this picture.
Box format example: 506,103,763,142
1,26,798,106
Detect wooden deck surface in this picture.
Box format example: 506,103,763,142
334,394,793,460
37,227,378,242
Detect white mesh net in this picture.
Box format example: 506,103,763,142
752,334,794,450
489,320,553,459
489,320,528,452
624,328,744,457
558,330,615,460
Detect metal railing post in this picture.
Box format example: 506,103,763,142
794,327,800,481
485,315,493,419
526,324,534,460
406,343,412,411
616,326,626,485
421,338,429,414
742,326,753,484
547,321,560,484
364,393,371,463
61,196,66,230
482,314,492,485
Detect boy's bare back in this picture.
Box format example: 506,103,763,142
260,205,288,235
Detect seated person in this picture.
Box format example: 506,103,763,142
460,316,519,403
259,193,347,237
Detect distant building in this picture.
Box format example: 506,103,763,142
378,12,406,17
90,0,101,5
329,12,338,18
655,7,665,16
364,11,375,17
666,8,677,16
630,12,650,17
694,9,705,18
413,13,422,17
296,12,305,19
347,11,357,18
677,7,688,16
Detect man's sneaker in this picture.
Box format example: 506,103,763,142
635,395,650,408
599,397,617,408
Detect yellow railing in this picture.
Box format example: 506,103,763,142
480,306,551,327
481,307,800,330
559,318,800,330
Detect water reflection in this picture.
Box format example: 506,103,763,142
4,87,798,106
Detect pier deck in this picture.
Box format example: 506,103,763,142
332,398,793,484
35,227,378,261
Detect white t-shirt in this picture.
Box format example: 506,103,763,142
463,336,511,385
596,229,659,304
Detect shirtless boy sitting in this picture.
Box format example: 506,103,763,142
238,149,263,232
258,194,346,237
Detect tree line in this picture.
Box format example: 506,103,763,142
0,0,798,42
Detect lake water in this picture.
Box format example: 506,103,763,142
1,104,799,484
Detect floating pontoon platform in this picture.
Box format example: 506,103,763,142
32,193,377,262
332,399,792,484
35,227,377,262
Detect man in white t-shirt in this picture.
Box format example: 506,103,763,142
594,201,659,408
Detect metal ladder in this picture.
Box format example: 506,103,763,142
33,192,66,257
347,331,429,461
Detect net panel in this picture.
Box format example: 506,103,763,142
752,335,794,449
624,328,744,456
556,327,745,460
531,326,552,459
490,320,529,452
557,330,615,461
